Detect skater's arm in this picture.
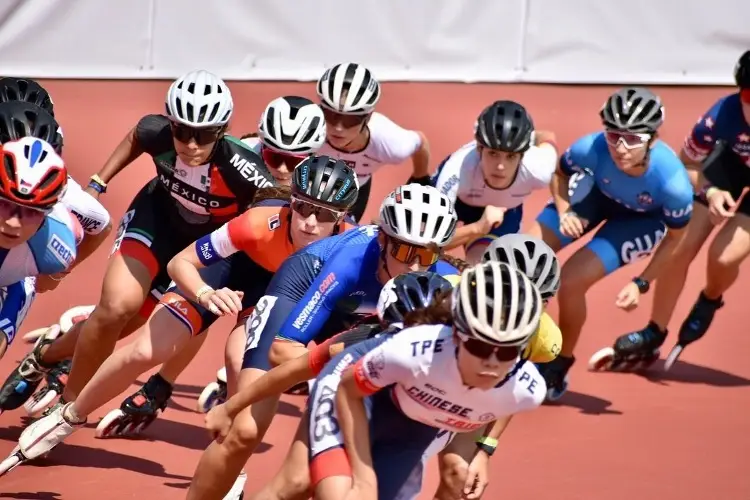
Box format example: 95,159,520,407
223,355,314,419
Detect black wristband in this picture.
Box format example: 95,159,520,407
476,442,496,456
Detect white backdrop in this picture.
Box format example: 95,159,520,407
0,0,747,84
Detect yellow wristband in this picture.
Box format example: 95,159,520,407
90,174,108,188
705,187,719,200
195,285,214,302
476,436,498,448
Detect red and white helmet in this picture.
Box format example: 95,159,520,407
0,136,67,210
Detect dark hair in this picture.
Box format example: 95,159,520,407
252,185,292,204
403,289,454,327
440,254,469,273
240,132,259,140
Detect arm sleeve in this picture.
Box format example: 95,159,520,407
370,114,423,163
61,177,112,235
277,245,367,345
351,333,419,396
558,133,598,176
682,98,724,162
523,143,557,188
660,169,695,229
193,213,259,266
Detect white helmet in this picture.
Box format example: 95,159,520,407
166,70,233,127
452,262,542,347
482,234,561,300
258,96,326,154
316,63,380,115
378,184,457,247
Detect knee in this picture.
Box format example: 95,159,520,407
707,242,741,272
96,292,143,326
279,467,311,499
437,454,469,496
224,411,262,453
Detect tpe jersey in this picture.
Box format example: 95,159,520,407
317,113,422,185
432,141,557,210
683,93,750,166
559,132,694,229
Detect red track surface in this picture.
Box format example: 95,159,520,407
1,81,749,499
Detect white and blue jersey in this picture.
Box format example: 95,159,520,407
0,277,36,345
0,203,82,287
537,132,694,274
432,141,557,237
240,225,459,371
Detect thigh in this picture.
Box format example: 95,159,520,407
586,214,667,276
708,212,750,266
535,171,608,249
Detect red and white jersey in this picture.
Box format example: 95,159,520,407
353,324,545,433
433,141,557,209
317,113,422,184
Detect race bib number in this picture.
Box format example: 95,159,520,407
244,295,278,352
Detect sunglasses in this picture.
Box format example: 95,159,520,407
261,147,307,170
388,237,440,266
0,197,49,220
321,108,368,129
604,130,652,149
458,333,521,362
291,196,344,223
741,89,750,104
171,122,224,146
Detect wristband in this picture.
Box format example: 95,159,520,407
89,174,108,194
476,436,497,456
705,187,719,201
195,285,214,303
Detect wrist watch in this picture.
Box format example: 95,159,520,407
475,436,497,456
632,277,650,294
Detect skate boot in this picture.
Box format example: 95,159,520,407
589,322,667,372
24,359,71,416
21,305,94,343
664,292,723,370
197,367,228,413
536,355,575,402
95,373,173,438
0,325,62,415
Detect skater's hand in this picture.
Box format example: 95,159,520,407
706,188,737,224
615,281,640,311
479,206,506,234
559,210,588,239
463,449,490,499
205,403,233,443
199,288,244,316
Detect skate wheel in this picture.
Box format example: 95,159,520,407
587,347,615,372
24,389,59,417
95,409,125,439
59,305,95,334
216,366,227,384
663,345,683,372
0,453,22,476
21,327,50,344
197,382,223,413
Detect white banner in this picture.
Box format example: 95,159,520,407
0,0,747,84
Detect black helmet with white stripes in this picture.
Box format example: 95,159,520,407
292,155,359,210
600,87,664,134
316,63,381,115
259,96,326,154
475,100,535,153
377,271,453,326
0,101,64,154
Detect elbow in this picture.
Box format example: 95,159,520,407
166,256,181,280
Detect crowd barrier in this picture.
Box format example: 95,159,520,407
0,0,747,84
